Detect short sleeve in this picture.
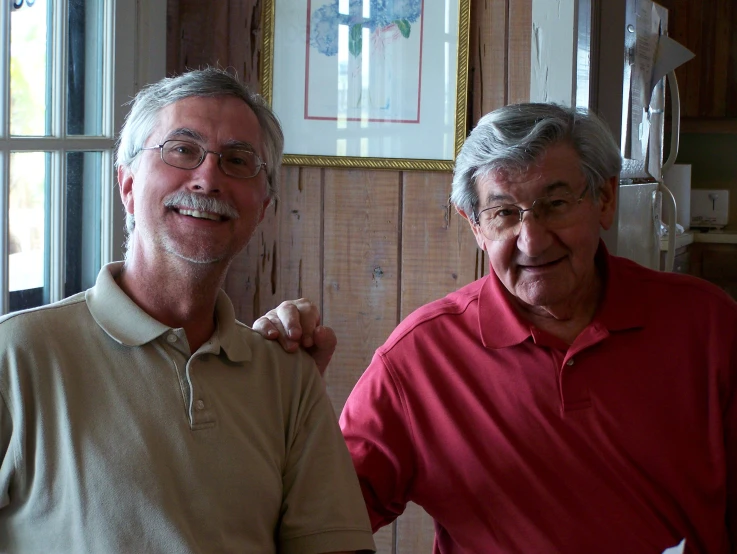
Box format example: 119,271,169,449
339,350,416,532
279,355,375,554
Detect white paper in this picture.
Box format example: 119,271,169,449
662,538,685,554
650,35,696,95
629,0,662,161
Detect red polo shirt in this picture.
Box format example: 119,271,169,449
340,246,737,553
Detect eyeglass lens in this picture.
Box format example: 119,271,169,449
161,140,262,179
477,192,581,241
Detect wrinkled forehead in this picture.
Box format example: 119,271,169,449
150,96,264,152
475,153,585,206
475,165,545,202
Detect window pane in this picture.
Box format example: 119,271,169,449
65,151,102,296
67,0,105,136
10,0,51,136
9,152,49,311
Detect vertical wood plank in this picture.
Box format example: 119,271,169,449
226,0,246,81
698,0,717,118
275,167,323,311
683,0,703,117
470,0,508,123
507,0,532,104
399,172,481,319
729,0,737,118
710,0,731,117
228,166,322,323
166,0,181,75
228,0,263,88
175,1,229,69
224,198,274,324
322,169,401,413
322,169,400,554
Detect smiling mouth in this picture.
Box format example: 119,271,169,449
175,207,226,221
519,258,563,271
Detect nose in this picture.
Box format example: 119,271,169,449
515,209,552,257
188,151,222,193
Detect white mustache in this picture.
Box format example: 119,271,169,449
163,191,240,220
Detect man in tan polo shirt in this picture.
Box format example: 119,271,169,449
0,68,374,554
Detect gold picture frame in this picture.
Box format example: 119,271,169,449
261,0,470,171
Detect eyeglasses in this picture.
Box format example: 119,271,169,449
140,139,266,179
473,186,590,241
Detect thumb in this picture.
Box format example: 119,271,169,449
306,325,337,377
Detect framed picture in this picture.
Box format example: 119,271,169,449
261,0,470,171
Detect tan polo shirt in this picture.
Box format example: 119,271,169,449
0,262,374,554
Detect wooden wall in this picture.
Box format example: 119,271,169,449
166,1,531,551
656,0,737,120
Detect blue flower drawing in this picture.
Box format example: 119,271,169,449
310,0,422,58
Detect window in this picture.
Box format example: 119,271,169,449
0,0,164,315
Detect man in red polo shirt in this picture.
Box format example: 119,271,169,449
256,103,737,553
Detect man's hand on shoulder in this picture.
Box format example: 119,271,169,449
253,299,337,376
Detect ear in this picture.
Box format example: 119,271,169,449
456,206,487,251
257,197,272,225
118,165,135,216
598,176,618,231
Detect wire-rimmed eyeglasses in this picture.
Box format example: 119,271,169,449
473,186,591,241
140,139,266,179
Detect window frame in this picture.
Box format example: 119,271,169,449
0,0,166,315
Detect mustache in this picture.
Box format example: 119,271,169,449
163,191,240,220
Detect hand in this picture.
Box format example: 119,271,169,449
252,299,337,376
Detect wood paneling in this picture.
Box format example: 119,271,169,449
659,0,737,124
167,0,532,551
508,0,532,105
470,0,508,121
400,172,482,318
322,169,401,413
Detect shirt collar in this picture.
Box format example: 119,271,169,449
593,242,647,332
478,270,533,349
86,262,251,362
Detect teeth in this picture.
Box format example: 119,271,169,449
179,208,221,221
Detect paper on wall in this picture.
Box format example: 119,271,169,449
662,538,685,554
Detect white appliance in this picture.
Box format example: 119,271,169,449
576,0,694,271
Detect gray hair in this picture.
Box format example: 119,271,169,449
116,67,284,199
450,103,622,216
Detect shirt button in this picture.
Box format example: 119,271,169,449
195,400,205,411
566,359,575,366
167,333,177,343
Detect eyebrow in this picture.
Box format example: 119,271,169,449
483,181,574,206
164,128,205,143
163,128,258,152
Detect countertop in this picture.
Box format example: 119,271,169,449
660,229,737,250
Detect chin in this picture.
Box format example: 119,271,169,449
165,244,230,265
515,284,568,309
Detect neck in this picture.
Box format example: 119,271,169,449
117,253,230,352
513,272,604,345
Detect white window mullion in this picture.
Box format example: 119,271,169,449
0,154,8,316
0,1,10,315
102,0,117,265
49,151,65,303
53,0,68,137
46,0,68,303
100,150,115,265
